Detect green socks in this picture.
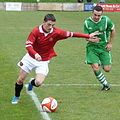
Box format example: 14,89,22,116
94,70,108,85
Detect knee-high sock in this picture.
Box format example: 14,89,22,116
94,70,108,85
15,83,23,97
31,79,38,87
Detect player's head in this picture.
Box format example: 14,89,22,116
92,6,103,22
43,14,56,33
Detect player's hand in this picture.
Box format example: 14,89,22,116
89,31,100,38
87,37,100,43
105,42,112,51
35,53,42,61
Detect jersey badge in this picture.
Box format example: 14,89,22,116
49,38,54,41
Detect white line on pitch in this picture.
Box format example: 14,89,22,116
25,84,52,120
42,83,120,87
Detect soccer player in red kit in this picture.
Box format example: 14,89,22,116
11,14,99,104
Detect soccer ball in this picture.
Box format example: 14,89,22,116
41,97,58,112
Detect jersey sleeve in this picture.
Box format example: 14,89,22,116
84,20,90,34
106,16,115,31
56,28,72,40
25,28,38,56
56,28,90,40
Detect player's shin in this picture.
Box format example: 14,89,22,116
94,70,107,84
94,70,110,90
15,83,23,97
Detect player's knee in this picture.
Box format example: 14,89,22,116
35,80,43,87
91,65,100,71
103,66,111,72
17,76,25,84
104,68,111,72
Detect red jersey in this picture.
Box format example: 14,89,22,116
26,25,90,61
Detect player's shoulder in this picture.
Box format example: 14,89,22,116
84,17,91,22
54,27,61,31
101,15,111,20
84,17,92,24
32,26,39,32
53,27,65,33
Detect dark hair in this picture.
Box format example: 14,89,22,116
93,5,103,12
44,14,56,22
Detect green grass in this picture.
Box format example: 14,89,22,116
0,11,120,120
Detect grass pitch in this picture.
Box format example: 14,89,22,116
0,11,120,120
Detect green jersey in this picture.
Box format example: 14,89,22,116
84,16,114,46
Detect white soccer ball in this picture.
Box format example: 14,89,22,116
41,97,58,112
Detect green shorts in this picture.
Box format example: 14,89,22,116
85,45,112,65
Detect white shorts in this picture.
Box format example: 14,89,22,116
17,53,50,76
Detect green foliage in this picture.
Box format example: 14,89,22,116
0,11,120,120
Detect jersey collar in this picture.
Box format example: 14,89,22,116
90,16,102,23
39,25,53,36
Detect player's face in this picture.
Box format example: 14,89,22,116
43,20,55,33
92,10,103,22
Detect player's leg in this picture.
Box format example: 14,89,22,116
15,69,28,96
86,46,110,90
11,69,28,104
91,64,110,90
99,51,112,90
28,60,49,91
28,73,46,91
101,51,112,72
103,65,111,72
11,53,33,104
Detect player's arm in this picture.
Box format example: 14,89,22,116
109,27,115,43
105,17,115,51
26,30,42,61
105,27,115,51
57,28,99,42
72,31,100,43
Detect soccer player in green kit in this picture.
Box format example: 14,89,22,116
84,5,115,90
